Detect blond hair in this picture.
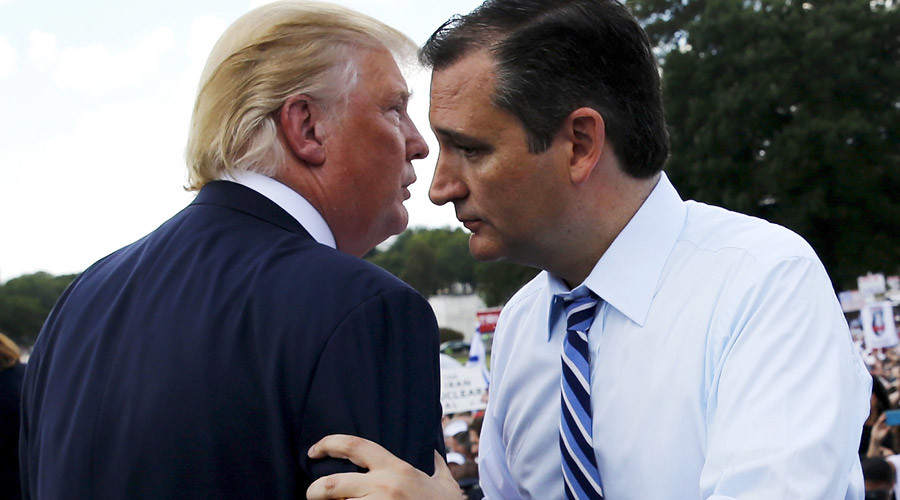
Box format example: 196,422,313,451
185,1,417,190
0,333,20,369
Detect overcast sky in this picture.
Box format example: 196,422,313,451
0,0,484,282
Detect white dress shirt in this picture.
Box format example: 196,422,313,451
220,171,336,248
479,173,871,500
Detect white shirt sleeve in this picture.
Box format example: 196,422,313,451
478,402,526,500
698,257,870,499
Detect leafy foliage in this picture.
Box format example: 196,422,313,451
367,227,537,305
0,272,78,347
475,261,540,307
439,327,465,344
631,0,900,288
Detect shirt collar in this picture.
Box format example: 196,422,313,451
545,172,686,339
219,171,336,249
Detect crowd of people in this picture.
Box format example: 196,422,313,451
442,412,483,499
859,334,900,499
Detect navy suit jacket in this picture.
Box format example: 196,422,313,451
20,181,444,499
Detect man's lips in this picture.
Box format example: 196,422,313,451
459,217,482,232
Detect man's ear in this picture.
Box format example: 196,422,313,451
564,107,605,185
279,94,326,166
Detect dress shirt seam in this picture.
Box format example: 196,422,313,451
676,233,818,269
494,283,545,344
680,231,807,387
705,251,818,347
503,278,545,309
704,252,820,476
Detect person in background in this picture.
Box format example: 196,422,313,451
443,418,470,456
468,414,483,459
19,2,449,499
862,457,895,500
306,0,870,498
864,375,897,458
0,333,25,500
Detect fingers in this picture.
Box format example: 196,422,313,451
308,434,396,471
306,471,368,500
874,413,888,431
307,436,465,500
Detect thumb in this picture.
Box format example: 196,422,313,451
433,451,455,482
432,451,466,499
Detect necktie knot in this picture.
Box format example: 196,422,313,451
562,293,600,334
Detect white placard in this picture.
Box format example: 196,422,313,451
839,290,866,313
861,301,899,349
859,273,887,296
888,276,900,291
440,366,488,415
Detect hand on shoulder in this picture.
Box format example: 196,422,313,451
306,435,465,500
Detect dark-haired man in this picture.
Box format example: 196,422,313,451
307,1,870,499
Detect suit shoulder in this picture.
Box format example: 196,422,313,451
260,242,426,307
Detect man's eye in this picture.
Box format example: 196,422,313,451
459,146,478,157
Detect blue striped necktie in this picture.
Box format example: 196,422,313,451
558,291,604,499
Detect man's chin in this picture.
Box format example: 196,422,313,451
380,209,409,239
467,235,506,263
390,211,409,237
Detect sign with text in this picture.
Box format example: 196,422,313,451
476,307,502,333
862,301,899,349
441,366,488,415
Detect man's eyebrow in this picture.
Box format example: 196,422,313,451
396,89,412,103
433,128,491,149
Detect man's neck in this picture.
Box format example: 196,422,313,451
550,172,661,288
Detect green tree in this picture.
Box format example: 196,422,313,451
475,261,539,307
439,327,465,344
0,272,78,346
367,227,537,304
425,228,476,288
367,230,414,277
399,238,441,296
631,0,900,288
368,227,477,296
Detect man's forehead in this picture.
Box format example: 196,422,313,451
428,52,521,141
429,50,496,99
356,47,410,98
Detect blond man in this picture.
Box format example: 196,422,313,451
20,3,444,498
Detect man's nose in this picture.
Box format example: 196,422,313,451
406,120,429,161
429,153,467,206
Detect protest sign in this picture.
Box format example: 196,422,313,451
441,366,487,415
862,301,899,349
